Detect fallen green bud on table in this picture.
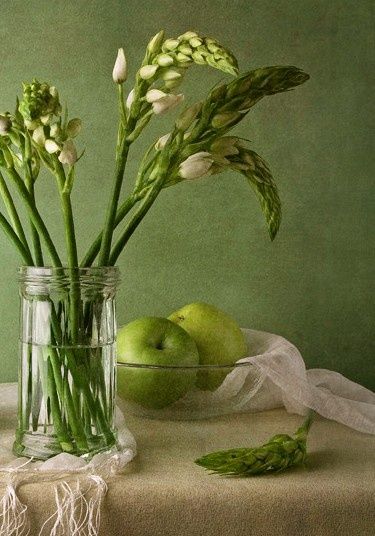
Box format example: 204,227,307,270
195,412,314,476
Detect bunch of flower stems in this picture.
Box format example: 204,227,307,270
0,30,309,455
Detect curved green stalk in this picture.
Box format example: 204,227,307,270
6,167,62,267
109,168,168,265
0,170,31,259
80,194,138,267
0,210,33,265
97,137,131,266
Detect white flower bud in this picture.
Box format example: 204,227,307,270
179,151,214,180
66,118,82,138
58,139,77,165
0,115,11,136
32,126,46,146
155,133,171,151
152,93,184,115
157,53,174,67
126,89,135,110
40,114,52,125
49,86,58,98
112,48,127,84
139,64,158,80
45,139,60,154
146,89,168,103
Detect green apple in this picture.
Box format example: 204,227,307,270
117,317,199,409
168,302,247,391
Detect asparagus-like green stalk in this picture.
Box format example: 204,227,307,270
195,412,314,476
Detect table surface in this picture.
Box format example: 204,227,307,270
1,402,375,536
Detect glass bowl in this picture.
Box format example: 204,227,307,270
116,360,264,420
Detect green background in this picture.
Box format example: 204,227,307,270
0,0,374,389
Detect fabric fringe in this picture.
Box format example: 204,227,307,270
0,483,30,536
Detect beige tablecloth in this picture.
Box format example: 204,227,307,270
1,407,374,535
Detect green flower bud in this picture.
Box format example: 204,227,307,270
162,39,179,51
156,53,174,67
147,30,165,55
66,118,82,138
211,111,243,129
178,31,198,41
19,80,61,124
139,64,158,80
162,69,182,81
176,52,192,63
178,44,193,56
189,37,203,48
175,101,202,131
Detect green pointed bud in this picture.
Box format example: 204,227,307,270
162,39,179,51
147,30,165,55
24,119,39,130
162,69,182,81
0,115,11,136
155,132,171,151
205,38,220,54
0,145,14,168
176,52,192,63
211,136,240,156
139,64,158,80
189,37,203,48
156,53,174,67
178,31,198,41
178,44,193,56
175,101,202,131
191,51,206,65
164,78,183,90
66,118,82,138
209,84,227,101
211,111,243,129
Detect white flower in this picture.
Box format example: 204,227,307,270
139,65,158,80
155,133,171,151
45,139,60,154
179,152,214,180
58,140,77,165
112,48,127,84
146,89,184,115
126,89,135,110
32,126,46,146
50,123,61,139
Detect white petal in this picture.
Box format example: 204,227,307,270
155,133,171,151
152,94,184,115
58,140,77,165
126,89,135,110
32,126,46,146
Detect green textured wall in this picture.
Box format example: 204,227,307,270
0,0,374,389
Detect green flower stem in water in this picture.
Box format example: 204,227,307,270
195,412,314,476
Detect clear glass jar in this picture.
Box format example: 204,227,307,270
14,266,120,460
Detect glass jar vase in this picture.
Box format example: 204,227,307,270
13,266,120,460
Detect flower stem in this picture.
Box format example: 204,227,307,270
6,167,62,267
0,210,34,265
98,137,131,266
80,194,138,267
0,170,32,258
109,163,169,265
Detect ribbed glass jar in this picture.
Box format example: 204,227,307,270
14,266,120,460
